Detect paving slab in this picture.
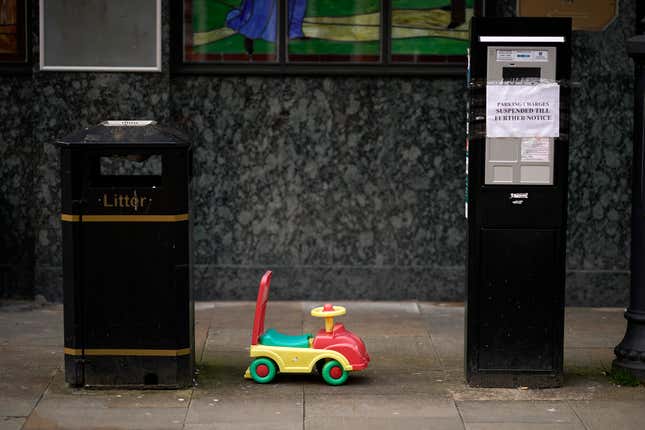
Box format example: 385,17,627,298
303,368,454,397
457,400,583,426
0,369,55,417
195,302,216,322
464,423,583,430
306,416,464,430
23,374,190,430
0,417,25,430
304,395,464,430
0,306,63,347
306,394,460,418
204,329,252,353
196,350,252,387
208,303,257,326
418,302,465,320
564,347,615,368
362,335,436,356
418,303,465,338
452,372,645,402
564,308,625,348
570,400,645,430
43,371,194,404
195,319,210,361
418,303,468,371
0,346,63,372
193,380,302,400
368,352,441,373
359,334,443,373
24,403,187,430
185,392,302,429
427,336,464,370
185,423,301,430
195,350,303,398
439,357,465,372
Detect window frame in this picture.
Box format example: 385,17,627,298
0,0,32,74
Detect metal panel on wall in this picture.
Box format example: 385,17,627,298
40,0,161,71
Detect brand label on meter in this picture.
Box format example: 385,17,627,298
496,50,549,62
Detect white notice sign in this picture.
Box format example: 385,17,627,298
486,83,560,138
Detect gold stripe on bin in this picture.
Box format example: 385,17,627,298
61,214,81,222
61,214,189,222
64,347,192,357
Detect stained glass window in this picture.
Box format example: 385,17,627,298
390,0,472,63
288,0,381,63
184,0,278,62
177,0,482,72
0,0,26,63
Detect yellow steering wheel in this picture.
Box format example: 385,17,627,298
311,303,346,333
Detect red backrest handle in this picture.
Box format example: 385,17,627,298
251,270,272,345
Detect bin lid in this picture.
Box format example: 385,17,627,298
56,121,190,148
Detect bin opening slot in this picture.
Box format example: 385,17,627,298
92,154,162,187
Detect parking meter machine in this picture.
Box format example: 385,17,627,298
466,18,571,388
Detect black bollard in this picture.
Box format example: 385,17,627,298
613,35,645,382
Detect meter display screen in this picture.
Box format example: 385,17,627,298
502,67,541,81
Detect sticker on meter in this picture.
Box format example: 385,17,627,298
521,137,551,162
496,50,549,62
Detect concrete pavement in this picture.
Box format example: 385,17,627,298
1,301,643,429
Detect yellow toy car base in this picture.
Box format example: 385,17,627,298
244,344,353,379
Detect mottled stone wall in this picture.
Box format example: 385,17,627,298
173,76,467,300
0,76,34,298
566,2,635,305
0,0,637,304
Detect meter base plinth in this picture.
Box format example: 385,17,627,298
64,354,194,389
467,372,563,389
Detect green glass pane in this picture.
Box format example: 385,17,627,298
304,0,380,16
392,0,474,9
288,0,381,63
391,37,468,56
391,1,472,61
185,0,278,62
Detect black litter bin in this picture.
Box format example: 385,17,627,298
58,120,193,388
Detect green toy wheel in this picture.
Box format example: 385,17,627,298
321,360,349,386
250,358,277,383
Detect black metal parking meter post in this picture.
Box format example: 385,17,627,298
614,36,645,382
466,17,571,388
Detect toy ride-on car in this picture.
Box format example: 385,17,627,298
244,271,370,385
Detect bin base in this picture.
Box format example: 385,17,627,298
467,372,563,388
65,354,194,389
